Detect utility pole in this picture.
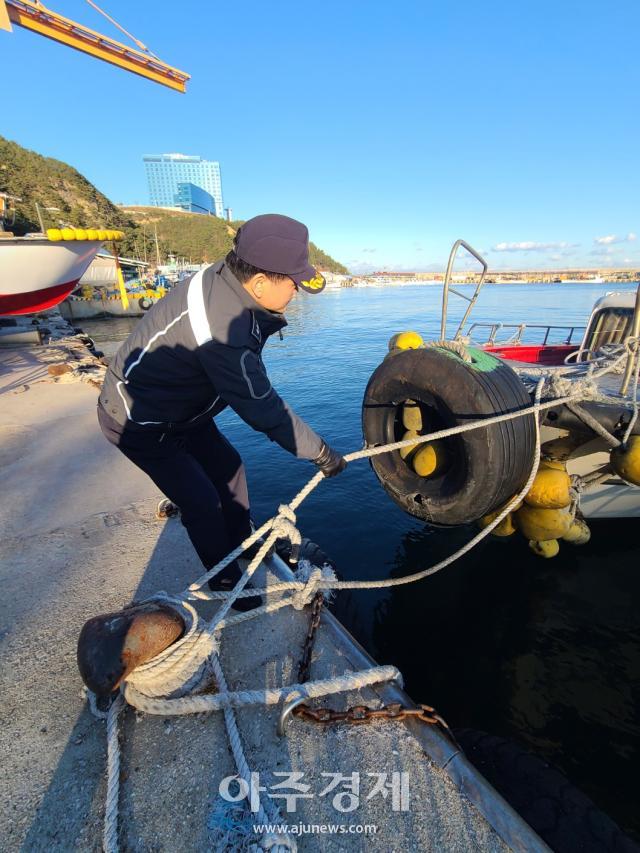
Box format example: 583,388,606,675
142,223,148,264
154,223,161,266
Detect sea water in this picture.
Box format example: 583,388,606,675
82,282,640,839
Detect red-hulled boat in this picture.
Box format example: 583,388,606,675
0,234,106,315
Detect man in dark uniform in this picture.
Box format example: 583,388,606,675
98,214,346,610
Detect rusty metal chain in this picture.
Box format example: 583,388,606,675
291,589,455,742
296,592,324,684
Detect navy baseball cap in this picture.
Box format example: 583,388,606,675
233,214,326,294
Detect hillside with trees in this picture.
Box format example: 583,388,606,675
121,207,347,273
0,135,348,273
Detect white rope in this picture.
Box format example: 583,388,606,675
622,341,640,445
103,693,124,853
124,666,401,716
209,653,296,852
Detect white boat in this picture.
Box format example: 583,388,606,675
0,234,106,315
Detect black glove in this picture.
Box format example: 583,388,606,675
313,441,347,478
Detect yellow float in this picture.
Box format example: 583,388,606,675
524,466,571,509
399,429,421,460
478,506,517,537
514,505,573,541
412,441,444,478
528,539,560,558
402,400,423,431
610,436,640,486
562,517,591,546
388,331,424,352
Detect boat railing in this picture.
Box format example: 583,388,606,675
441,240,488,341
466,322,585,347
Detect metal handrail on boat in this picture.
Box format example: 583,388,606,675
440,240,488,341
466,322,585,347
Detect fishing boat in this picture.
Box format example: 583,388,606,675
59,283,167,320
0,232,120,316
0,196,125,316
362,241,640,551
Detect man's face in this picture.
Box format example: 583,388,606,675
244,274,297,313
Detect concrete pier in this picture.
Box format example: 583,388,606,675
0,321,545,851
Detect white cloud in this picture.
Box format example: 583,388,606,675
492,241,578,253
594,232,637,245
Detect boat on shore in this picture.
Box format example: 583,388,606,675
0,194,125,316
0,231,121,316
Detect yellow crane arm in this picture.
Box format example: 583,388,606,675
1,0,189,92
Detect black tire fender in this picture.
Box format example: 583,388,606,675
362,346,536,526
138,296,153,311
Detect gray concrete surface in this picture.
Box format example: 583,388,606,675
1,335,520,851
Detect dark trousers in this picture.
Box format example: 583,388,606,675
98,406,251,574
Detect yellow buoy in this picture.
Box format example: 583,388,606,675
524,467,571,509
399,429,421,460
46,228,62,241
562,518,591,545
529,539,560,558
388,331,424,352
515,505,572,541
610,435,640,486
86,229,99,240
412,441,443,478
97,229,108,241
478,508,516,537
402,400,423,431
74,228,87,240
61,227,76,240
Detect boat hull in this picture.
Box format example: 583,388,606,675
0,238,104,316
59,294,157,319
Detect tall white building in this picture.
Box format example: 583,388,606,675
143,153,224,217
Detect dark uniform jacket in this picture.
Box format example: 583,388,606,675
98,260,324,460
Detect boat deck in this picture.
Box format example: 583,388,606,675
0,325,546,851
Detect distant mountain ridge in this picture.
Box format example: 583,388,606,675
0,135,347,273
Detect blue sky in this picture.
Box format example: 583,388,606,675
3,0,639,272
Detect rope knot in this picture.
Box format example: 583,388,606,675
271,505,302,558
291,566,323,610
292,560,338,609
